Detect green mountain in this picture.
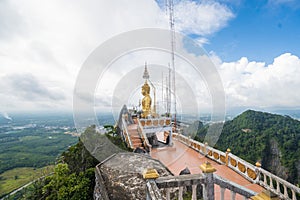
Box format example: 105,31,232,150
214,110,300,185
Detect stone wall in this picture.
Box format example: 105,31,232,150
94,163,110,200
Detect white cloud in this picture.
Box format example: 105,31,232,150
2,73,65,101
1,0,299,115
9,1,299,115
0,0,234,112
0,0,166,112
196,37,210,47
0,73,67,112
174,0,234,36
218,53,300,109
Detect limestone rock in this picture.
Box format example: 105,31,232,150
95,153,173,200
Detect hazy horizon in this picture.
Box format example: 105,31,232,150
1,0,300,120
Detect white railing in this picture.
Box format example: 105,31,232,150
258,168,300,200
226,153,259,183
172,133,300,199
137,118,152,152
214,174,257,200
121,116,134,149
146,173,257,200
206,145,227,165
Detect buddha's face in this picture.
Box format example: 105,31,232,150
142,87,146,96
142,84,150,96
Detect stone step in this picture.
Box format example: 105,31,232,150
129,131,139,135
131,138,142,143
133,142,143,148
129,131,139,136
127,126,138,131
126,126,144,148
130,135,140,139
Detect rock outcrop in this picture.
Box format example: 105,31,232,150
266,139,288,180
94,153,173,200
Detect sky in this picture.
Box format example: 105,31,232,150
0,0,300,116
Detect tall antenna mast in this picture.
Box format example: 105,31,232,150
168,63,171,115
165,76,168,115
166,0,177,125
162,72,164,113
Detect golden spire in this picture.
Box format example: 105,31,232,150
143,62,150,80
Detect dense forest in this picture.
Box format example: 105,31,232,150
5,125,127,200
6,139,97,199
0,128,77,174
196,110,300,185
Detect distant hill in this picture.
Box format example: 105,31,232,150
196,110,300,185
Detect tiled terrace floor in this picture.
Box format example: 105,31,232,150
127,124,264,199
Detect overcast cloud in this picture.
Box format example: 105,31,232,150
0,0,299,114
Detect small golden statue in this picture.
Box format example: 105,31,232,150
141,81,152,118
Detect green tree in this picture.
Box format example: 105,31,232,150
42,163,93,200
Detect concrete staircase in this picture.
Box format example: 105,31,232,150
127,125,144,149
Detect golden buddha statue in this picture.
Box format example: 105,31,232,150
141,81,152,118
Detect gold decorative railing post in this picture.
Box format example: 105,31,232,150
255,162,261,168
200,162,217,200
143,168,162,200
204,142,208,156
251,190,279,200
255,161,261,183
143,168,159,179
225,148,231,166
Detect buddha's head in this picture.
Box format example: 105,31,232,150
142,81,150,96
